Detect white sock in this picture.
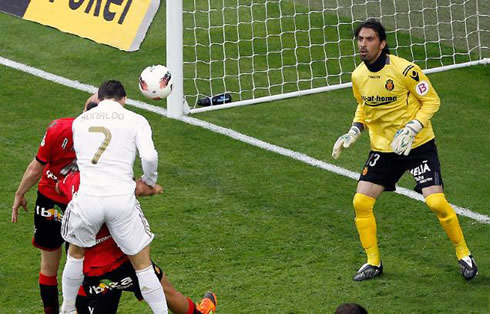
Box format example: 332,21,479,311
136,265,168,314
61,254,84,305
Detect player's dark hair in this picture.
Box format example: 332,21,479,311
354,18,390,54
85,101,98,111
335,303,368,314
98,80,127,101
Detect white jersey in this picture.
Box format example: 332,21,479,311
73,100,158,196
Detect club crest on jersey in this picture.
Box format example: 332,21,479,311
385,79,394,91
362,167,368,176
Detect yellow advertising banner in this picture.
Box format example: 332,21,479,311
1,0,160,51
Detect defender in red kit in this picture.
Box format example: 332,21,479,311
12,117,77,313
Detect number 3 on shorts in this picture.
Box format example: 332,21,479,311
368,153,380,167
89,126,112,164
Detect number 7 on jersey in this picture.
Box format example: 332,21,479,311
89,126,112,164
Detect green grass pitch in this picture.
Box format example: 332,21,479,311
0,3,489,313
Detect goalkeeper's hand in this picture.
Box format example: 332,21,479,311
332,125,362,159
390,119,423,156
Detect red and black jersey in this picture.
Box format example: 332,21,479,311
83,225,129,277
57,171,80,201
58,172,128,276
36,118,76,204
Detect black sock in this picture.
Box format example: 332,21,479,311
39,273,59,313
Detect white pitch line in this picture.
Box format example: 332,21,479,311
1,56,488,224
181,116,490,224
0,56,167,116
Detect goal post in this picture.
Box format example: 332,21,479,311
167,0,489,117
166,0,186,118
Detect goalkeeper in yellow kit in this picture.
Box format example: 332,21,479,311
332,19,478,281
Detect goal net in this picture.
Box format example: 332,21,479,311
166,0,489,116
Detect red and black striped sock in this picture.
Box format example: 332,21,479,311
39,273,59,314
186,297,201,314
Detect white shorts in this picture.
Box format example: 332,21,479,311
61,193,154,255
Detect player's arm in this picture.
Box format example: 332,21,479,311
55,171,79,199
136,118,158,187
55,171,162,201
12,158,44,222
391,64,441,155
410,67,440,126
12,121,55,222
332,81,365,159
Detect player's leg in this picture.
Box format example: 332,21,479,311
159,273,191,313
422,186,469,258
149,263,191,314
76,284,122,314
89,289,122,314
106,195,167,313
353,181,384,281
157,268,217,314
355,181,384,265
409,141,477,280
60,194,102,313
75,289,90,314
78,261,137,314
39,248,61,314
33,191,66,313
195,292,217,314
127,246,167,313
61,244,85,313
128,261,216,314
422,186,477,280
352,151,402,281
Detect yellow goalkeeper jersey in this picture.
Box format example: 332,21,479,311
352,54,440,152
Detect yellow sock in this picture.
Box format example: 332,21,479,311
425,193,470,259
353,193,380,265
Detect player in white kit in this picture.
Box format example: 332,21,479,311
60,81,168,314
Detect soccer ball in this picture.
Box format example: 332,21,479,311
139,65,173,100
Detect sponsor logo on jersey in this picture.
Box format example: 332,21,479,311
410,160,431,177
36,205,63,222
410,161,434,183
361,95,398,106
368,75,381,79
46,170,58,182
95,235,112,245
415,81,430,96
385,79,394,91
88,277,134,295
410,70,420,82
415,176,433,184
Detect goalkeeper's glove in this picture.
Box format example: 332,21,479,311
390,119,423,156
332,125,362,159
